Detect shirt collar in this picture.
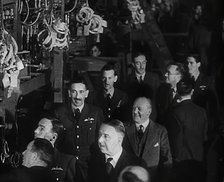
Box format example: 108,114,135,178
105,147,123,168
135,118,150,132
71,103,84,113
135,72,146,81
104,87,114,98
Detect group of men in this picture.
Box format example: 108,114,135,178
0,51,220,182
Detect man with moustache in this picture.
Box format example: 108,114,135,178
34,116,76,182
54,76,104,182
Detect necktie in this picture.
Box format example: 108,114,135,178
138,125,144,141
139,76,143,83
106,157,113,174
74,109,81,121
106,94,112,107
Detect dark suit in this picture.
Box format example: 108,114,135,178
88,148,143,182
94,88,129,122
123,120,172,182
166,99,208,162
51,148,76,182
166,99,208,182
55,103,104,182
127,72,160,99
156,83,178,124
127,72,160,121
0,166,55,182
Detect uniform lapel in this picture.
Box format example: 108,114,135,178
78,103,88,122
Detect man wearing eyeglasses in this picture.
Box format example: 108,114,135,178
156,62,185,125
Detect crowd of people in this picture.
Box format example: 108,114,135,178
1,49,223,182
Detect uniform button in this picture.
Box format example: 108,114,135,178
77,135,79,138
90,128,91,130
77,146,79,149
76,156,79,160
108,115,111,118
108,108,111,111
77,125,79,129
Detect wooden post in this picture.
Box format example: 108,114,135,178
53,48,64,103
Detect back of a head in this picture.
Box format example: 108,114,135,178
177,76,195,97
32,138,54,166
118,166,150,182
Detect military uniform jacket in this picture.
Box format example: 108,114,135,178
192,73,219,135
55,103,104,161
94,88,129,122
51,148,76,182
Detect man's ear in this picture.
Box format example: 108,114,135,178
85,90,89,98
114,75,118,83
50,133,58,143
32,152,38,161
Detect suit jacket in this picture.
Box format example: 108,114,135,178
51,148,76,182
54,103,104,181
127,71,160,100
88,148,143,182
94,88,129,122
165,99,208,162
192,73,219,136
156,83,179,124
0,166,55,182
123,120,172,181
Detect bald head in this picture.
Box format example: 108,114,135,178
118,165,150,182
132,97,152,124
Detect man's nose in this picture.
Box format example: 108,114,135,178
98,135,103,143
133,108,138,114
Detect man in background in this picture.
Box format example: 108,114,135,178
34,116,76,182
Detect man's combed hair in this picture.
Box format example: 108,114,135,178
106,119,125,137
177,76,195,96
44,116,64,137
132,52,146,61
69,76,88,90
31,138,54,166
187,53,201,63
101,62,118,76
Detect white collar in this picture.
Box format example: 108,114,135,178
72,103,84,113
105,148,123,168
135,119,150,132
135,72,146,81
104,87,115,98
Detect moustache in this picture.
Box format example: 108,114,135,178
74,98,82,101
